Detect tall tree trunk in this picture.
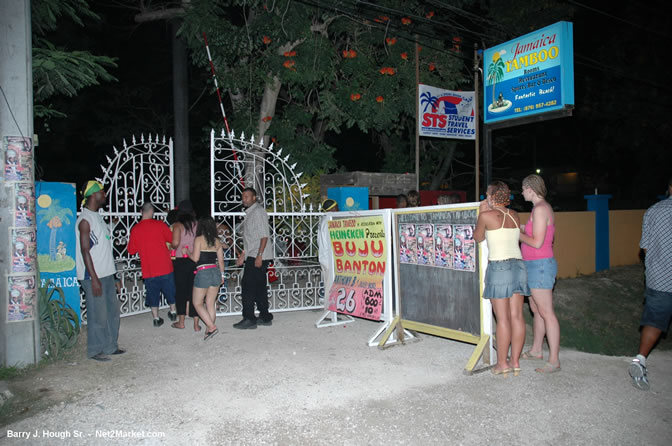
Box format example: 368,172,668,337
257,75,282,146
377,132,397,158
49,229,57,260
247,75,282,193
172,20,190,203
135,3,189,204
428,141,456,190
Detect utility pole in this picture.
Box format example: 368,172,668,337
1,0,39,367
414,35,420,192
473,44,481,201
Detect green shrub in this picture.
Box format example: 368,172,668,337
39,282,80,360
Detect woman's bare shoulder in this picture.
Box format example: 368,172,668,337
532,201,553,218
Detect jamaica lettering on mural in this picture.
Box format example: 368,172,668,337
327,216,386,320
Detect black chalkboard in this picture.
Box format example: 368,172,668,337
396,207,481,336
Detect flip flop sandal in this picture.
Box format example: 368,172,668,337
513,367,522,376
521,350,543,360
492,367,512,376
535,362,561,373
204,328,219,341
171,322,184,329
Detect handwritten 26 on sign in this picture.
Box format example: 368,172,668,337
329,284,383,321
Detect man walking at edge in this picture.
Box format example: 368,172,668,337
76,181,125,362
127,202,178,327
629,177,672,390
234,187,274,329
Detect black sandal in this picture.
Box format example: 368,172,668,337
203,328,218,341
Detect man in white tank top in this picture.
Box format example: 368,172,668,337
75,181,125,362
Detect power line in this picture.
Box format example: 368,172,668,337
0,83,43,180
567,0,671,41
0,84,27,140
293,0,478,64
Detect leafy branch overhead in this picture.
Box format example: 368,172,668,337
180,0,471,176
31,0,118,119
33,40,117,102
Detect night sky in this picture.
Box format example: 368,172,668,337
34,1,669,211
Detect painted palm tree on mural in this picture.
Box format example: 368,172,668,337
420,91,439,113
487,50,506,108
38,200,73,260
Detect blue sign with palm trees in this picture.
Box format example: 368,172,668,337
36,182,81,321
483,21,574,124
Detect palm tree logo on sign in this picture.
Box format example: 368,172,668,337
487,50,512,113
37,194,75,272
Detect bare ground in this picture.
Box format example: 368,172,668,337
1,265,671,445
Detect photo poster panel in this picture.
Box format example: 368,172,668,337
397,207,480,335
3,136,33,182
7,274,37,323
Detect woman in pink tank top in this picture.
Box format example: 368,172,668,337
170,200,200,331
519,174,561,373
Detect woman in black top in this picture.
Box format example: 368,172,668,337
186,217,225,340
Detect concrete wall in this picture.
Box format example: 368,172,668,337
520,211,596,279
610,209,645,267
520,209,644,279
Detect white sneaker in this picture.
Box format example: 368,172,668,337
628,359,650,391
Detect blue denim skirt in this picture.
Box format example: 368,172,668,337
483,259,530,299
525,257,557,289
194,267,222,289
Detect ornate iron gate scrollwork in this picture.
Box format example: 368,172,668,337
210,130,324,315
81,134,174,320
83,131,323,320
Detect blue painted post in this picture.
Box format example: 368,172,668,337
327,187,369,211
584,194,612,272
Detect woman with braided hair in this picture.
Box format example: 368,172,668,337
474,181,530,376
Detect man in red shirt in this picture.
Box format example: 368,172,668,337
128,202,177,327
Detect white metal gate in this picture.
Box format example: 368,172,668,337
81,134,174,320
210,130,324,315
83,131,323,320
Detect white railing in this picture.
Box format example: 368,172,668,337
211,130,325,315
82,130,325,320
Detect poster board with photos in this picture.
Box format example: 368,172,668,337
396,205,481,336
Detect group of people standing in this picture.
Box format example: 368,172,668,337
76,183,274,361
396,189,462,208
476,174,672,389
127,198,225,341
474,174,561,376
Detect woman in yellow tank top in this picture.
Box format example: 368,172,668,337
474,181,530,376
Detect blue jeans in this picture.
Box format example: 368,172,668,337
80,275,120,358
144,272,176,307
641,287,672,332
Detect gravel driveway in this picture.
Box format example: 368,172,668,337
2,309,671,445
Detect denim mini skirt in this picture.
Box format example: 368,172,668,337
194,267,222,288
525,257,557,289
483,258,530,299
